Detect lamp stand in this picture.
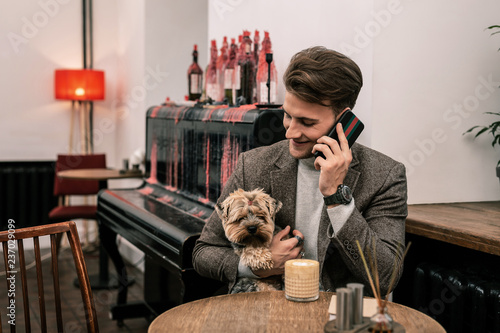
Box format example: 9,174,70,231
72,100,92,155
69,101,76,154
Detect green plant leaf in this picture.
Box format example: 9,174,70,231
491,123,500,135
493,135,500,147
487,25,500,35
474,127,490,138
463,126,481,134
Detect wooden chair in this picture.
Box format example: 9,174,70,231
48,154,106,250
0,221,99,333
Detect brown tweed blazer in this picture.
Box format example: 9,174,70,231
192,140,408,295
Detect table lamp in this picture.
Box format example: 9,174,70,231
55,69,105,154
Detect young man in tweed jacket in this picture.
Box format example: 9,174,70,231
193,46,408,296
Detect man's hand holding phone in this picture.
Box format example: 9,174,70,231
313,123,353,198
312,109,364,199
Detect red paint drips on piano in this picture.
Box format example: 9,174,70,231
138,186,154,195
205,135,210,200
223,104,253,123
147,139,158,184
150,106,161,118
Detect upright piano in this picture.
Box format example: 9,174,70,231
97,102,286,322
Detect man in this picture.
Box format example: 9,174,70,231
192,46,407,296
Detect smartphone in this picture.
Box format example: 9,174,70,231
314,109,364,159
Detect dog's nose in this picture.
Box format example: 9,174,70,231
247,226,257,234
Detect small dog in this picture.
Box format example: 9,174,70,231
216,188,283,293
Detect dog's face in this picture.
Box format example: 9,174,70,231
216,188,282,248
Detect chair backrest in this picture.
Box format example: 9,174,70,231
0,221,99,333
53,154,106,196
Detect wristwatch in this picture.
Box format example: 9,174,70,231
323,184,352,205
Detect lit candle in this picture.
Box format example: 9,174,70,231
284,259,319,302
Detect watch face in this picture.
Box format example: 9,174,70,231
341,185,352,202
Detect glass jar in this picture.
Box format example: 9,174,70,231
369,306,393,333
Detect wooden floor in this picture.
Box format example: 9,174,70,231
0,244,150,332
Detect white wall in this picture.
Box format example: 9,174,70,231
371,0,500,203
1,0,499,205
0,0,206,169
145,0,208,105
208,0,500,204
0,0,118,164
208,0,375,147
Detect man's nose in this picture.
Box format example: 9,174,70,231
285,119,300,139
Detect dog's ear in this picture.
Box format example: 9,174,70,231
267,197,282,218
215,201,226,220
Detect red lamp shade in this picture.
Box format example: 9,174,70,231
54,69,105,101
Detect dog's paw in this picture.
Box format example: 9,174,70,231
259,250,274,270
242,248,274,270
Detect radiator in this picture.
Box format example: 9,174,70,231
0,161,57,230
413,262,500,333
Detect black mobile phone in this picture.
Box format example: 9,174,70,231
314,109,364,159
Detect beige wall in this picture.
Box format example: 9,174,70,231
1,0,499,204
207,0,500,204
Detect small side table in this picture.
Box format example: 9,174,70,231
57,168,143,290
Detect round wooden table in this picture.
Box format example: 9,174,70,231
148,291,445,333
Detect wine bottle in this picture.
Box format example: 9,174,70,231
224,38,237,105
238,30,255,105
216,36,228,102
205,40,219,102
188,44,203,101
253,30,260,68
256,31,277,104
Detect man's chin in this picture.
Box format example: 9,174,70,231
288,141,314,159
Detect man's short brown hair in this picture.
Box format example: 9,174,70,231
283,46,363,115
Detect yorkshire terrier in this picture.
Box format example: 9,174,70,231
216,188,283,293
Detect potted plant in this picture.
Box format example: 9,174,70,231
464,25,500,182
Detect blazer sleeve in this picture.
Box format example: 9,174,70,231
192,153,246,292
328,162,408,296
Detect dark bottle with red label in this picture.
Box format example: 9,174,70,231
188,44,203,101
238,30,255,105
224,38,238,105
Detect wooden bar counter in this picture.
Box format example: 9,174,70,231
406,201,500,256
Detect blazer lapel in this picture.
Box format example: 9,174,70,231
270,144,298,230
317,147,361,271
344,147,361,192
